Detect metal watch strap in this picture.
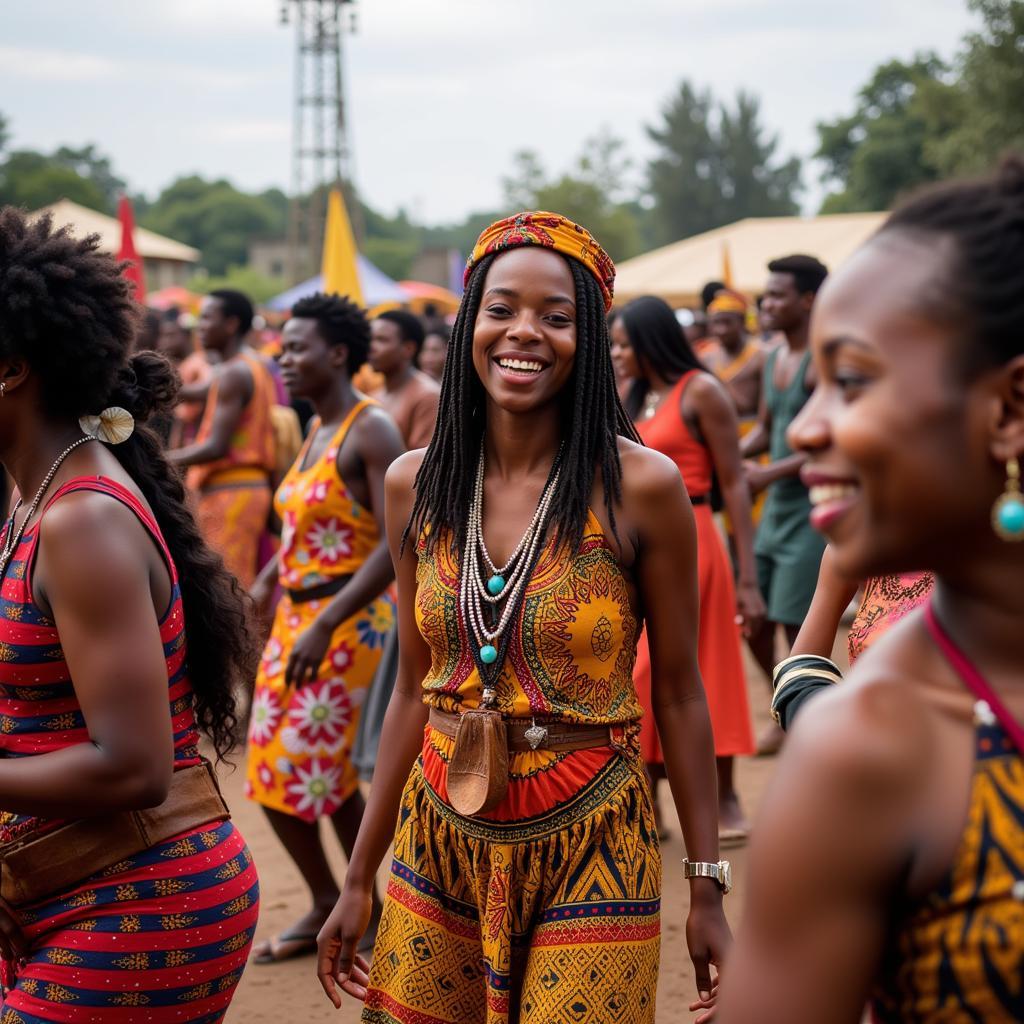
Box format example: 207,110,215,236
682,858,731,894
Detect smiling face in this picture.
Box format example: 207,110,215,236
471,248,578,415
609,316,642,383
788,231,1005,581
278,317,346,400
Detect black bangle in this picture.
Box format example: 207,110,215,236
771,654,843,731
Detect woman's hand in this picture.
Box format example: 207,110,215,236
0,896,27,965
735,580,766,639
285,616,333,687
685,891,731,1024
317,883,374,1008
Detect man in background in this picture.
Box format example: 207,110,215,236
740,255,829,754
368,309,440,449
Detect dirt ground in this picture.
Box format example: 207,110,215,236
224,633,848,1023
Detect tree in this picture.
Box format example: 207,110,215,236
142,176,286,275
926,0,1024,174
50,145,126,213
188,266,287,305
815,56,954,212
0,149,107,211
0,113,8,155
499,131,644,261
646,82,801,244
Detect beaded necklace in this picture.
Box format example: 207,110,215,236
459,446,561,709
0,436,94,578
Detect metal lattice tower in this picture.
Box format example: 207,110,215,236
280,0,357,283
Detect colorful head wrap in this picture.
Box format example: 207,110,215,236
707,288,748,316
465,211,616,312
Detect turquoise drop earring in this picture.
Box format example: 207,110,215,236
992,457,1024,541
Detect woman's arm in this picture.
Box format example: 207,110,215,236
689,375,765,637
717,678,923,1024
0,492,175,816
285,411,405,687
790,545,858,658
316,450,433,1006
623,446,730,1012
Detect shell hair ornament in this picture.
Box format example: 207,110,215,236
78,406,135,445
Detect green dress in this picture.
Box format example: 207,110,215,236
754,347,825,625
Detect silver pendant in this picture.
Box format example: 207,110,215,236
524,720,548,750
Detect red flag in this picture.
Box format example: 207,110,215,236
116,195,146,302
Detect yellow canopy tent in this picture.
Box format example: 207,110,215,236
614,212,886,307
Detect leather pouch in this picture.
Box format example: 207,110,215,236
446,708,508,817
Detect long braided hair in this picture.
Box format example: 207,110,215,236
405,252,640,556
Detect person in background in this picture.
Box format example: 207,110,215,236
158,311,210,448
684,308,709,350
740,255,829,755
701,289,767,432
418,328,449,384
0,207,259,1020
169,289,276,589
246,293,403,964
134,308,162,353
368,309,440,450
771,547,934,730
717,155,1024,1024
612,295,762,844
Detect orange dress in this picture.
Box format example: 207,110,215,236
634,371,755,759
847,571,934,664
186,352,276,587
245,402,394,820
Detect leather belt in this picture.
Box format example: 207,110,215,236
0,762,230,907
287,573,354,605
428,706,614,754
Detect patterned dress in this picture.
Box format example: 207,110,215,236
364,512,661,1024
870,705,1023,1021
847,572,935,664
246,403,394,820
0,477,258,1023
186,353,276,588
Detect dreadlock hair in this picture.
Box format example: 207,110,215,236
291,292,370,374
405,252,640,557
0,207,257,761
618,295,708,421
878,153,1024,377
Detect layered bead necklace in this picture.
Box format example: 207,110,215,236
460,446,561,708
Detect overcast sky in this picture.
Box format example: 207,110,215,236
3,0,975,224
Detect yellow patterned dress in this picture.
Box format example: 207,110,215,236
364,512,661,1024
245,402,394,820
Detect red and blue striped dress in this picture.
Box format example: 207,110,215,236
0,477,259,1023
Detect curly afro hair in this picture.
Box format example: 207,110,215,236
0,206,257,761
291,291,370,374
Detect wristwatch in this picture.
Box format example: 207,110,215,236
682,858,732,894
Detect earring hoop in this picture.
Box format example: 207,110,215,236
992,456,1024,541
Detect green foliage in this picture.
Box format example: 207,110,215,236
187,265,287,305
362,236,420,280
646,82,801,244
926,0,1024,173
0,149,108,211
500,130,644,261
142,175,286,275
815,56,953,212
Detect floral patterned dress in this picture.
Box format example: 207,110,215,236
245,402,394,821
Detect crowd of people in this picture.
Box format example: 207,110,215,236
0,153,1021,1024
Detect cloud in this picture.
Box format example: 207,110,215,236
0,46,115,81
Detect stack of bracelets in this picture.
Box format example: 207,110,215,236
770,654,844,731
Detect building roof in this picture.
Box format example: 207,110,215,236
614,212,886,307
30,199,200,264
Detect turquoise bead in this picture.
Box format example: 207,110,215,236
480,644,498,665
487,574,505,596
998,497,1024,536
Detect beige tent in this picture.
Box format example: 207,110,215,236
30,199,200,290
615,212,886,307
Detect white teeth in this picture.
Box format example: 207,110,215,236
809,483,858,506
498,358,544,373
